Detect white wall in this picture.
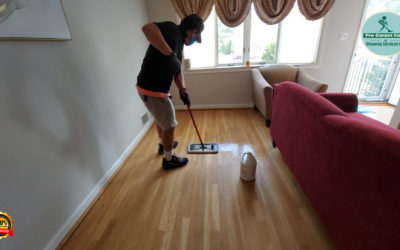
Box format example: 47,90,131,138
0,0,150,249
390,99,400,129
306,0,366,92
146,0,366,107
171,69,253,109
146,0,179,23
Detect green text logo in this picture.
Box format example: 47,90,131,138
362,12,400,56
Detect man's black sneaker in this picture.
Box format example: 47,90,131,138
158,141,178,154
162,155,188,170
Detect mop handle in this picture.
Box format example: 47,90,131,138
175,75,205,148
186,105,204,147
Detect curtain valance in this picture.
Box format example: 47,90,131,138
171,0,335,26
215,0,252,27
171,0,214,21
253,0,296,25
297,0,336,21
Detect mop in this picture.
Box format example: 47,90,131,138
175,73,218,154
186,104,218,154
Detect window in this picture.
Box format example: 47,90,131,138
278,3,323,64
248,7,278,64
184,2,323,68
217,19,244,65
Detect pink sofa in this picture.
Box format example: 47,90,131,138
270,82,400,250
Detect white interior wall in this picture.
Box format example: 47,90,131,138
306,0,366,92
146,0,366,107
0,0,150,249
146,0,179,23
172,69,253,109
390,98,400,129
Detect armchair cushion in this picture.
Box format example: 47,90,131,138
258,64,297,85
297,68,328,93
252,64,329,125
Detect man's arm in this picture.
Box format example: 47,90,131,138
142,22,181,75
174,71,191,106
142,23,173,56
174,71,185,90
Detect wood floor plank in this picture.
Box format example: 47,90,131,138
59,109,334,250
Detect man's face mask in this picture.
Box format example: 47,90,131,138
187,34,198,46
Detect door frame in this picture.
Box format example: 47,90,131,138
386,54,400,103
343,0,369,92
344,0,400,101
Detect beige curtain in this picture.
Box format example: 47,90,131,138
253,0,296,25
171,0,214,21
297,0,335,20
171,0,335,27
215,0,252,27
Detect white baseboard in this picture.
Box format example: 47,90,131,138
44,117,154,250
175,103,254,110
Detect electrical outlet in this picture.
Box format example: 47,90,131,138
339,32,348,41
141,112,149,125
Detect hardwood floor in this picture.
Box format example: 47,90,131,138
59,109,334,250
360,103,395,125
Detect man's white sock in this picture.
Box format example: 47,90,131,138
164,150,173,161
159,138,163,145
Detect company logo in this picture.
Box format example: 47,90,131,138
0,212,14,239
362,12,400,56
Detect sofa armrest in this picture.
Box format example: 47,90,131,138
297,68,328,93
320,93,358,112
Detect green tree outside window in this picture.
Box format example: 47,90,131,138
262,43,276,62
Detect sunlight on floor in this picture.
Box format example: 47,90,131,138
361,103,395,125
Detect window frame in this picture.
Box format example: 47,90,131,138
184,5,325,69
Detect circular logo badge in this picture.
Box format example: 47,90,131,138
362,12,400,56
0,212,14,239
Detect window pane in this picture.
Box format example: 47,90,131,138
218,20,243,65
278,2,323,64
184,8,216,68
250,6,278,63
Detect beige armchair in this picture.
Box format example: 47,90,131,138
252,64,328,127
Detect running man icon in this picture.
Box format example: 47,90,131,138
379,16,393,32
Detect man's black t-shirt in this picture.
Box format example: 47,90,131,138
137,21,184,93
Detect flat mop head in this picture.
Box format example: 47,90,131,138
188,143,219,154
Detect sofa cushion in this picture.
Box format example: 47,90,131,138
320,93,358,112
347,112,400,135
273,82,347,118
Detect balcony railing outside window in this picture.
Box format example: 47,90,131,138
346,56,391,100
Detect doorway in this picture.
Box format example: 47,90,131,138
344,0,400,103
344,0,400,126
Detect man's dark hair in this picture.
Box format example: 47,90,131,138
180,14,204,33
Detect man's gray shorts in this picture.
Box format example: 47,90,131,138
139,93,177,130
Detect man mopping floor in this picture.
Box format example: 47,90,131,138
136,14,204,170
